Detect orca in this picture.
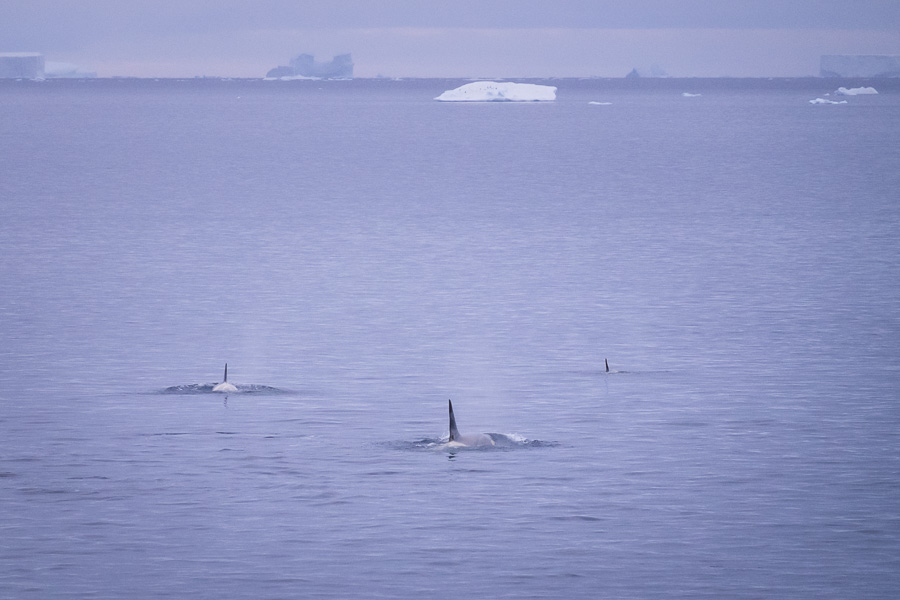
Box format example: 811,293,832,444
604,359,626,374
211,363,238,393
446,399,494,447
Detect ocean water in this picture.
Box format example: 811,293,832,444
1,78,899,599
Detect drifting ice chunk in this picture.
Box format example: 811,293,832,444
589,101,613,105
835,86,878,96
435,81,557,102
682,92,702,97
810,98,848,104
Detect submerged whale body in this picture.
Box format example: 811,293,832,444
447,399,494,447
393,401,550,451
160,364,288,395
211,363,237,393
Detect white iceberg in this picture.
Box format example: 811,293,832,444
810,98,848,104
435,81,556,102
589,101,612,105
682,92,702,97
835,86,878,96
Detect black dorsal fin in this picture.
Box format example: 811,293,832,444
224,363,228,383
449,399,460,441
605,358,609,373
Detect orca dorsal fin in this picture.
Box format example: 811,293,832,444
605,358,609,373
223,363,228,383
449,399,460,442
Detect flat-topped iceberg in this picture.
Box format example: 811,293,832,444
835,86,878,96
810,98,847,105
435,81,557,102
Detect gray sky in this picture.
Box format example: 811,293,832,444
3,1,899,77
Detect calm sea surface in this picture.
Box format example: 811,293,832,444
1,78,899,599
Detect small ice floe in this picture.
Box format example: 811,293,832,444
810,98,848,104
435,81,557,102
589,101,613,105
835,86,878,96
682,92,702,97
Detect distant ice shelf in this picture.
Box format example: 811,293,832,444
45,61,96,78
265,53,353,80
820,55,900,78
810,98,848,105
435,81,557,102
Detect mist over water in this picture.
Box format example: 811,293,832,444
1,78,899,598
